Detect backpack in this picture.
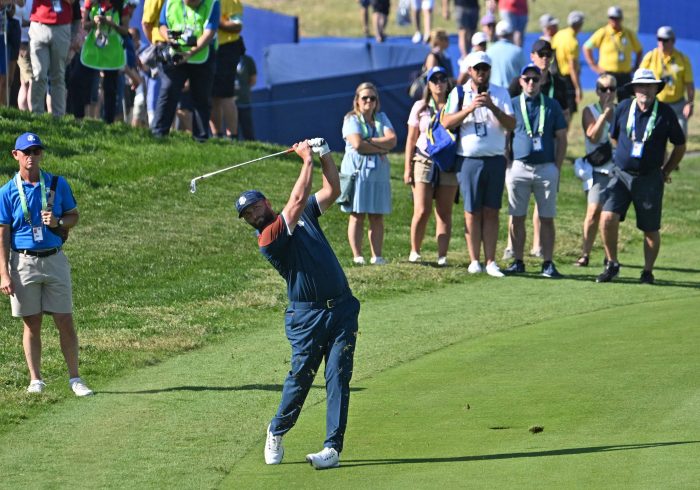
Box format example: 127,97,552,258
425,85,465,173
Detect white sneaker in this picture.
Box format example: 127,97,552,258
437,256,447,267
485,262,505,278
411,31,422,43
70,378,94,397
305,447,339,470
408,251,421,263
530,248,543,258
27,380,46,394
502,248,514,260
467,261,483,274
265,424,284,465
353,256,365,265
370,256,387,265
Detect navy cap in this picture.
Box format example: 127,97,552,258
520,63,542,76
15,132,45,151
236,190,266,217
425,66,446,82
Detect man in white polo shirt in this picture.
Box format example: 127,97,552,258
442,51,516,277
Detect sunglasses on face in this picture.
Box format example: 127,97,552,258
597,85,616,93
429,75,448,83
20,148,42,156
472,64,490,72
657,38,671,43
521,76,540,84
536,50,553,58
360,95,377,102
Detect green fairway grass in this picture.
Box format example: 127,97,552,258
228,297,700,489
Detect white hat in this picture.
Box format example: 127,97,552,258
607,6,623,18
471,31,489,46
567,11,585,26
656,26,674,40
626,68,666,92
495,20,513,37
574,158,594,191
539,14,559,29
466,50,492,68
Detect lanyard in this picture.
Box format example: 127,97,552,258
15,172,48,226
547,83,553,98
519,93,545,137
626,98,658,143
359,114,382,139
608,28,626,53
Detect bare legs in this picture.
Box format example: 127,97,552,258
464,206,499,265
410,183,457,258
23,312,81,381
349,212,384,259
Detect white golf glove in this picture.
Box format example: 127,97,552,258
308,138,331,157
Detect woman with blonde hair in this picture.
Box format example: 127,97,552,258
340,82,397,265
574,73,617,266
423,29,454,80
404,66,458,265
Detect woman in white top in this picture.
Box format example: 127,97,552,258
575,73,617,266
403,66,458,266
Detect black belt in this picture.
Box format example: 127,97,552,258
289,290,353,310
12,248,61,258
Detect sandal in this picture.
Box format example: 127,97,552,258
574,255,589,267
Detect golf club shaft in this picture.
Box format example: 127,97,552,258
196,148,294,181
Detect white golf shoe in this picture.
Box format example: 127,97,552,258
408,251,422,263
370,256,387,265
485,262,505,278
70,378,94,397
305,447,339,470
467,260,483,274
265,425,284,465
437,256,448,267
27,380,46,394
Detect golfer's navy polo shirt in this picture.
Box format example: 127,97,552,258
610,98,686,174
0,172,76,250
259,195,348,303
511,94,567,164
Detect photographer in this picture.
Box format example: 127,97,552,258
151,0,220,141
70,0,131,123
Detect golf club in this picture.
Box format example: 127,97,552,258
190,147,294,193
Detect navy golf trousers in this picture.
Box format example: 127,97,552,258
270,293,360,453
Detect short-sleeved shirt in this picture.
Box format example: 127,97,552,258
551,26,579,77
143,0,166,42
584,25,642,74
218,0,242,45
511,93,567,164
610,98,686,174
258,195,348,303
0,171,77,251
30,0,73,25
498,0,527,15
640,48,694,104
407,100,436,153
445,82,514,157
508,72,568,113
487,40,525,88
160,0,220,31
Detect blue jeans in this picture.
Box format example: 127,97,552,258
151,49,215,141
270,293,360,453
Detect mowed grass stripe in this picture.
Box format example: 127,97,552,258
228,297,700,489
0,239,698,489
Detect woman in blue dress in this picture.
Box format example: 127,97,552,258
341,82,397,265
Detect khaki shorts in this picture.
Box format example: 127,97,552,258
17,43,33,84
9,250,73,317
413,154,458,186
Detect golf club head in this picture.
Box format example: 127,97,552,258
190,179,197,193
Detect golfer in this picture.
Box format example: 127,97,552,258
236,139,360,470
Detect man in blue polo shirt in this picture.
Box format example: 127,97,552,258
236,139,360,470
597,69,686,284
505,63,568,278
0,132,93,397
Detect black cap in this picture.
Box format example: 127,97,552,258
531,39,553,54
